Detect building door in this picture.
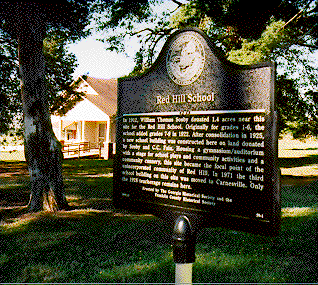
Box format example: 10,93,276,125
98,123,106,144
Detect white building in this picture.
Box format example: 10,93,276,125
51,76,117,159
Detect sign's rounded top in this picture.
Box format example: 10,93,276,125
166,31,205,86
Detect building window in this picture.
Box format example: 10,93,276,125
67,130,76,140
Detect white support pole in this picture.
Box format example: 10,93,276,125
76,121,80,142
82,120,85,141
58,118,62,141
175,263,193,285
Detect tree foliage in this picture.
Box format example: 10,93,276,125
43,32,84,116
0,1,93,136
0,31,20,135
0,2,91,39
92,0,318,137
0,30,82,136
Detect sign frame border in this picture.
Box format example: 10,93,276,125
114,27,280,237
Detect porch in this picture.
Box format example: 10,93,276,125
62,141,115,160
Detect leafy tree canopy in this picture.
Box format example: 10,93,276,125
0,1,91,39
1,1,317,138
0,1,93,136
0,27,83,137
92,0,318,137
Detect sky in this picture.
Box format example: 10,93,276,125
67,1,318,88
67,1,181,80
67,37,137,79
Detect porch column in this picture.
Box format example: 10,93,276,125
101,118,110,159
82,120,85,141
76,121,81,142
58,118,62,141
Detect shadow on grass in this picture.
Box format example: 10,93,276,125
1,181,317,283
1,205,317,283
279,154,318,168
65,176,113,199
0,210,173,283
64,174,113,211
195,206,317,283
0,159,114,210
0,159,113,175
0,184,30,207
62,159,113,176
291,147,318,151
0,161,28,174
63,159,114,209
1,158,317,283
281,182,318,208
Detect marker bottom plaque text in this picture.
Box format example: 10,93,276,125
119,110,268,218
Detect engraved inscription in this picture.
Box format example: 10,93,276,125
120,110,266,212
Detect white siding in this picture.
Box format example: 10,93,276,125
60,99,109,121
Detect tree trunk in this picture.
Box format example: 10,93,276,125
18,21,69,212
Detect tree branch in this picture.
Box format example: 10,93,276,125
130,27,174,37
171,0,185,7
293,42,318,49
148,33,167,64
129,28,155,36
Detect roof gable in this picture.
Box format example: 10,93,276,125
80,76,118,117
59,98,110,121
76,80,98,95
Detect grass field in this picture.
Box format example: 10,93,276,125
0,136,317,283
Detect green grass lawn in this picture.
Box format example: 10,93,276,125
1,154,317,283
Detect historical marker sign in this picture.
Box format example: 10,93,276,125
114,28,280,236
